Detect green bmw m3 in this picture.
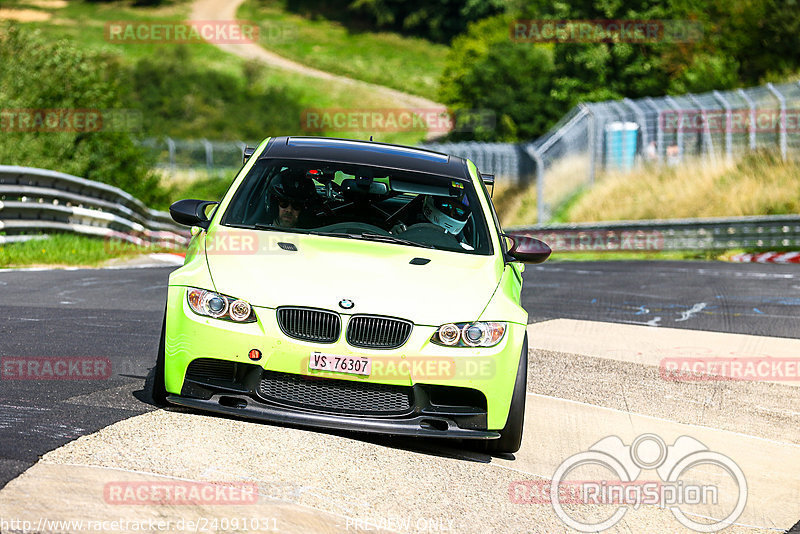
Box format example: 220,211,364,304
154,136,550,453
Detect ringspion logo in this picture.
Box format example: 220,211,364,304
511,434,747,532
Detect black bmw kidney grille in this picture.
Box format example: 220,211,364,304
258,371,413,415
277,307,341,343
346,315,413,349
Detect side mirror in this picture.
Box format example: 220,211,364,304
242,145,255,165
481,173,495,197
169,199,219,230
503,233,551,264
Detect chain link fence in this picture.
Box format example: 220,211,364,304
143,80,800,222
422,81,800,222
139,138,255,179
416,142,535,185
518,80,800,221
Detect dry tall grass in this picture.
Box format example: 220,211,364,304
492,150,800,226
568,151,800,222
492,182,538,227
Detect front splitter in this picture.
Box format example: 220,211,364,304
167,394,500,440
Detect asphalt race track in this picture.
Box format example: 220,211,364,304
0,261,798,533
523,261,800,337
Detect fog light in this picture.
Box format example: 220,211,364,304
248,349,262,361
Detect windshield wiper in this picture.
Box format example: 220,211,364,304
358,232,435,249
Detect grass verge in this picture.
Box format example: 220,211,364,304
1,0,427,146
238,0,447,102
0,234,176,268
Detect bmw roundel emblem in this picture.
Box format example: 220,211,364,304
339,299,354,310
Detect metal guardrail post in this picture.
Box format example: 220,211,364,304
737,89,757,151
579,104,597,185
202,139,214,173
712,90,733,163
665,96,684,163
645,97,664,163
529,148,546,223
610,101,627,120
624,98,649,153
688,93,716,163
166,137,176,177
766,83,788,161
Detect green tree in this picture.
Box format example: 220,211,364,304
439,16,559,141
0,26,168,207
439,0,800,141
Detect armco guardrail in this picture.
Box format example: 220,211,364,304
0,165,189,247
508,214,800,253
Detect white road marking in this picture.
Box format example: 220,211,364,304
621,316,662,326
676,302,707,321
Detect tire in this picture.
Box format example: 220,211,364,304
152,313,169,406
482,334,528,454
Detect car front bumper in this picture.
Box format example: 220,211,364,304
163,285,527,433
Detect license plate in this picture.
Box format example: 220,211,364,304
309,352,371,376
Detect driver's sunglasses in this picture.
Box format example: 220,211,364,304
278,200,305,210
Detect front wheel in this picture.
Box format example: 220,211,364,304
483,334,528,454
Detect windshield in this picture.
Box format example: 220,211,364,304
221,158,493,254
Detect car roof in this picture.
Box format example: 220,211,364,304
258,136,470,179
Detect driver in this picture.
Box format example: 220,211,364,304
265,167,316,228
393,192,474,250
421,194,471,236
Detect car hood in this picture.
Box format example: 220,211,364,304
204,227,501,325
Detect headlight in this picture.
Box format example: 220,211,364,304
186,287,256,323
431,321,506,347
